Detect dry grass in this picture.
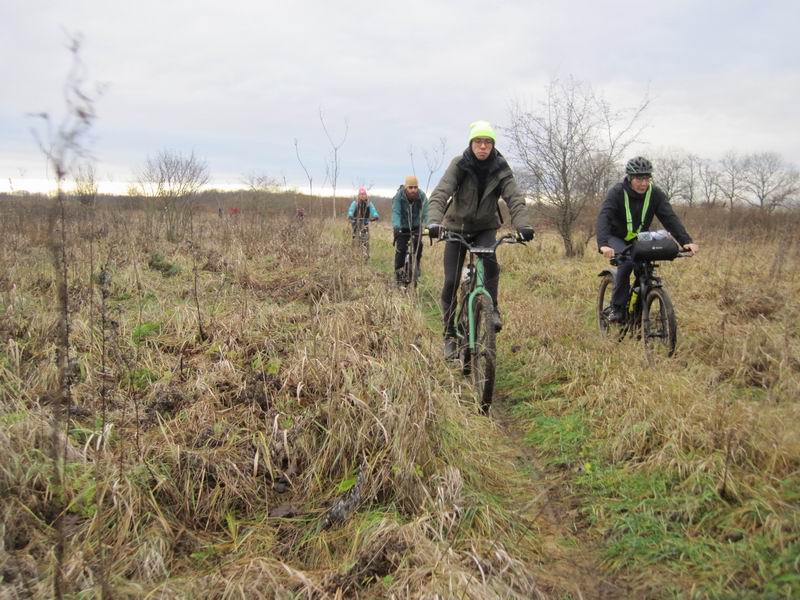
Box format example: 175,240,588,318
1,203,548,598
480,223,800,596
2,198,798,598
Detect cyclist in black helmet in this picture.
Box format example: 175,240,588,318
596,156,699,323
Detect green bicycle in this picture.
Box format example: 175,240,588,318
439,231,525,413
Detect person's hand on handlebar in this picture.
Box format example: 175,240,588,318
516,225,535,242
600,246,615,259
682,242,699,256
427,223,443,240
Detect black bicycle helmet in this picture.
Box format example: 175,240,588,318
625,156,653,176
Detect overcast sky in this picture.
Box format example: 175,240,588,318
2,0,798,195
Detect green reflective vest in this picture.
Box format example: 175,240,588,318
623,184,652,241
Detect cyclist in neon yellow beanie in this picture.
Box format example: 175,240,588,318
427,120,535,360
468,120,497,143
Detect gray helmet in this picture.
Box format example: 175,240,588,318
625,156,653,176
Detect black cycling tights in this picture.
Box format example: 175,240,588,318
441,229,499,337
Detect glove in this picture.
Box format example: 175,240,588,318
516,225,535,242
427,223,442,240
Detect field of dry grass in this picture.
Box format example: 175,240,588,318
0,198,798,598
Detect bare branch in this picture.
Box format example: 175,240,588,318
294,138,314,196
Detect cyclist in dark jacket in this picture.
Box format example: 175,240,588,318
596,156,699,322
427,120,534,359
392,175,429,286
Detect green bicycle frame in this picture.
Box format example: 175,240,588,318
465,257,493,351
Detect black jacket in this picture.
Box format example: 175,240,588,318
596,178,692,248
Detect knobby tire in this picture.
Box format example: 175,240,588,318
471,294,497,414
597,273,614,335
642,287,677,357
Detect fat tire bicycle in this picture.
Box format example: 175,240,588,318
439,231,525,413
597,240,689,358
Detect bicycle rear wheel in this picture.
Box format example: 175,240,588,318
470,295,497,414
642,287,677,357
597,273,614,334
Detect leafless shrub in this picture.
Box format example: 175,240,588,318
135,149,209,241
242,171,282,193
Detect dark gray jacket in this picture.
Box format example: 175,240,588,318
427,148,531,233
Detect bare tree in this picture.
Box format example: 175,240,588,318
73,162,98,206
651,150,686,202
423,137,447,195
294,137,314,196
742,151,800,213
506,77,649,257
680,153,702,207
718,151,746,211
242,171,281,192
135,149,209,241
697,158,721,208
319,108,349,218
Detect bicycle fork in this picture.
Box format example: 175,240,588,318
465,259,492,351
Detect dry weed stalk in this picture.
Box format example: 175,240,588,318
29,34,100,599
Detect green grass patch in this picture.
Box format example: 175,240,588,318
148,252,181,277
126,367,159,391
518,407,589,468
579,462,800,597
132,321,162,344
511,396,800,597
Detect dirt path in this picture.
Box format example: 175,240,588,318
491,397,632,600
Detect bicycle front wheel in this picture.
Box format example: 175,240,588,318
642,287,677,357
470,294,497,414
360,230,370,261
597,273,614,334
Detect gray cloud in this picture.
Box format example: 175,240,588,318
2,0,798,193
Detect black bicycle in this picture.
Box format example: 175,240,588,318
597,232,689,358
440,231,525,413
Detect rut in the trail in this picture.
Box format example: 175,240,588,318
489,398,631,599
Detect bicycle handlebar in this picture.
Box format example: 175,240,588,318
610,248,693,266
429,230,525,252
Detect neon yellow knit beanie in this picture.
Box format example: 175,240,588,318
468,120,496,143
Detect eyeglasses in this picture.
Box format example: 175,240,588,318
472,138,494,147
406,186,418,190
631,174,652,181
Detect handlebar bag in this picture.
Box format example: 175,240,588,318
632,231,679,261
